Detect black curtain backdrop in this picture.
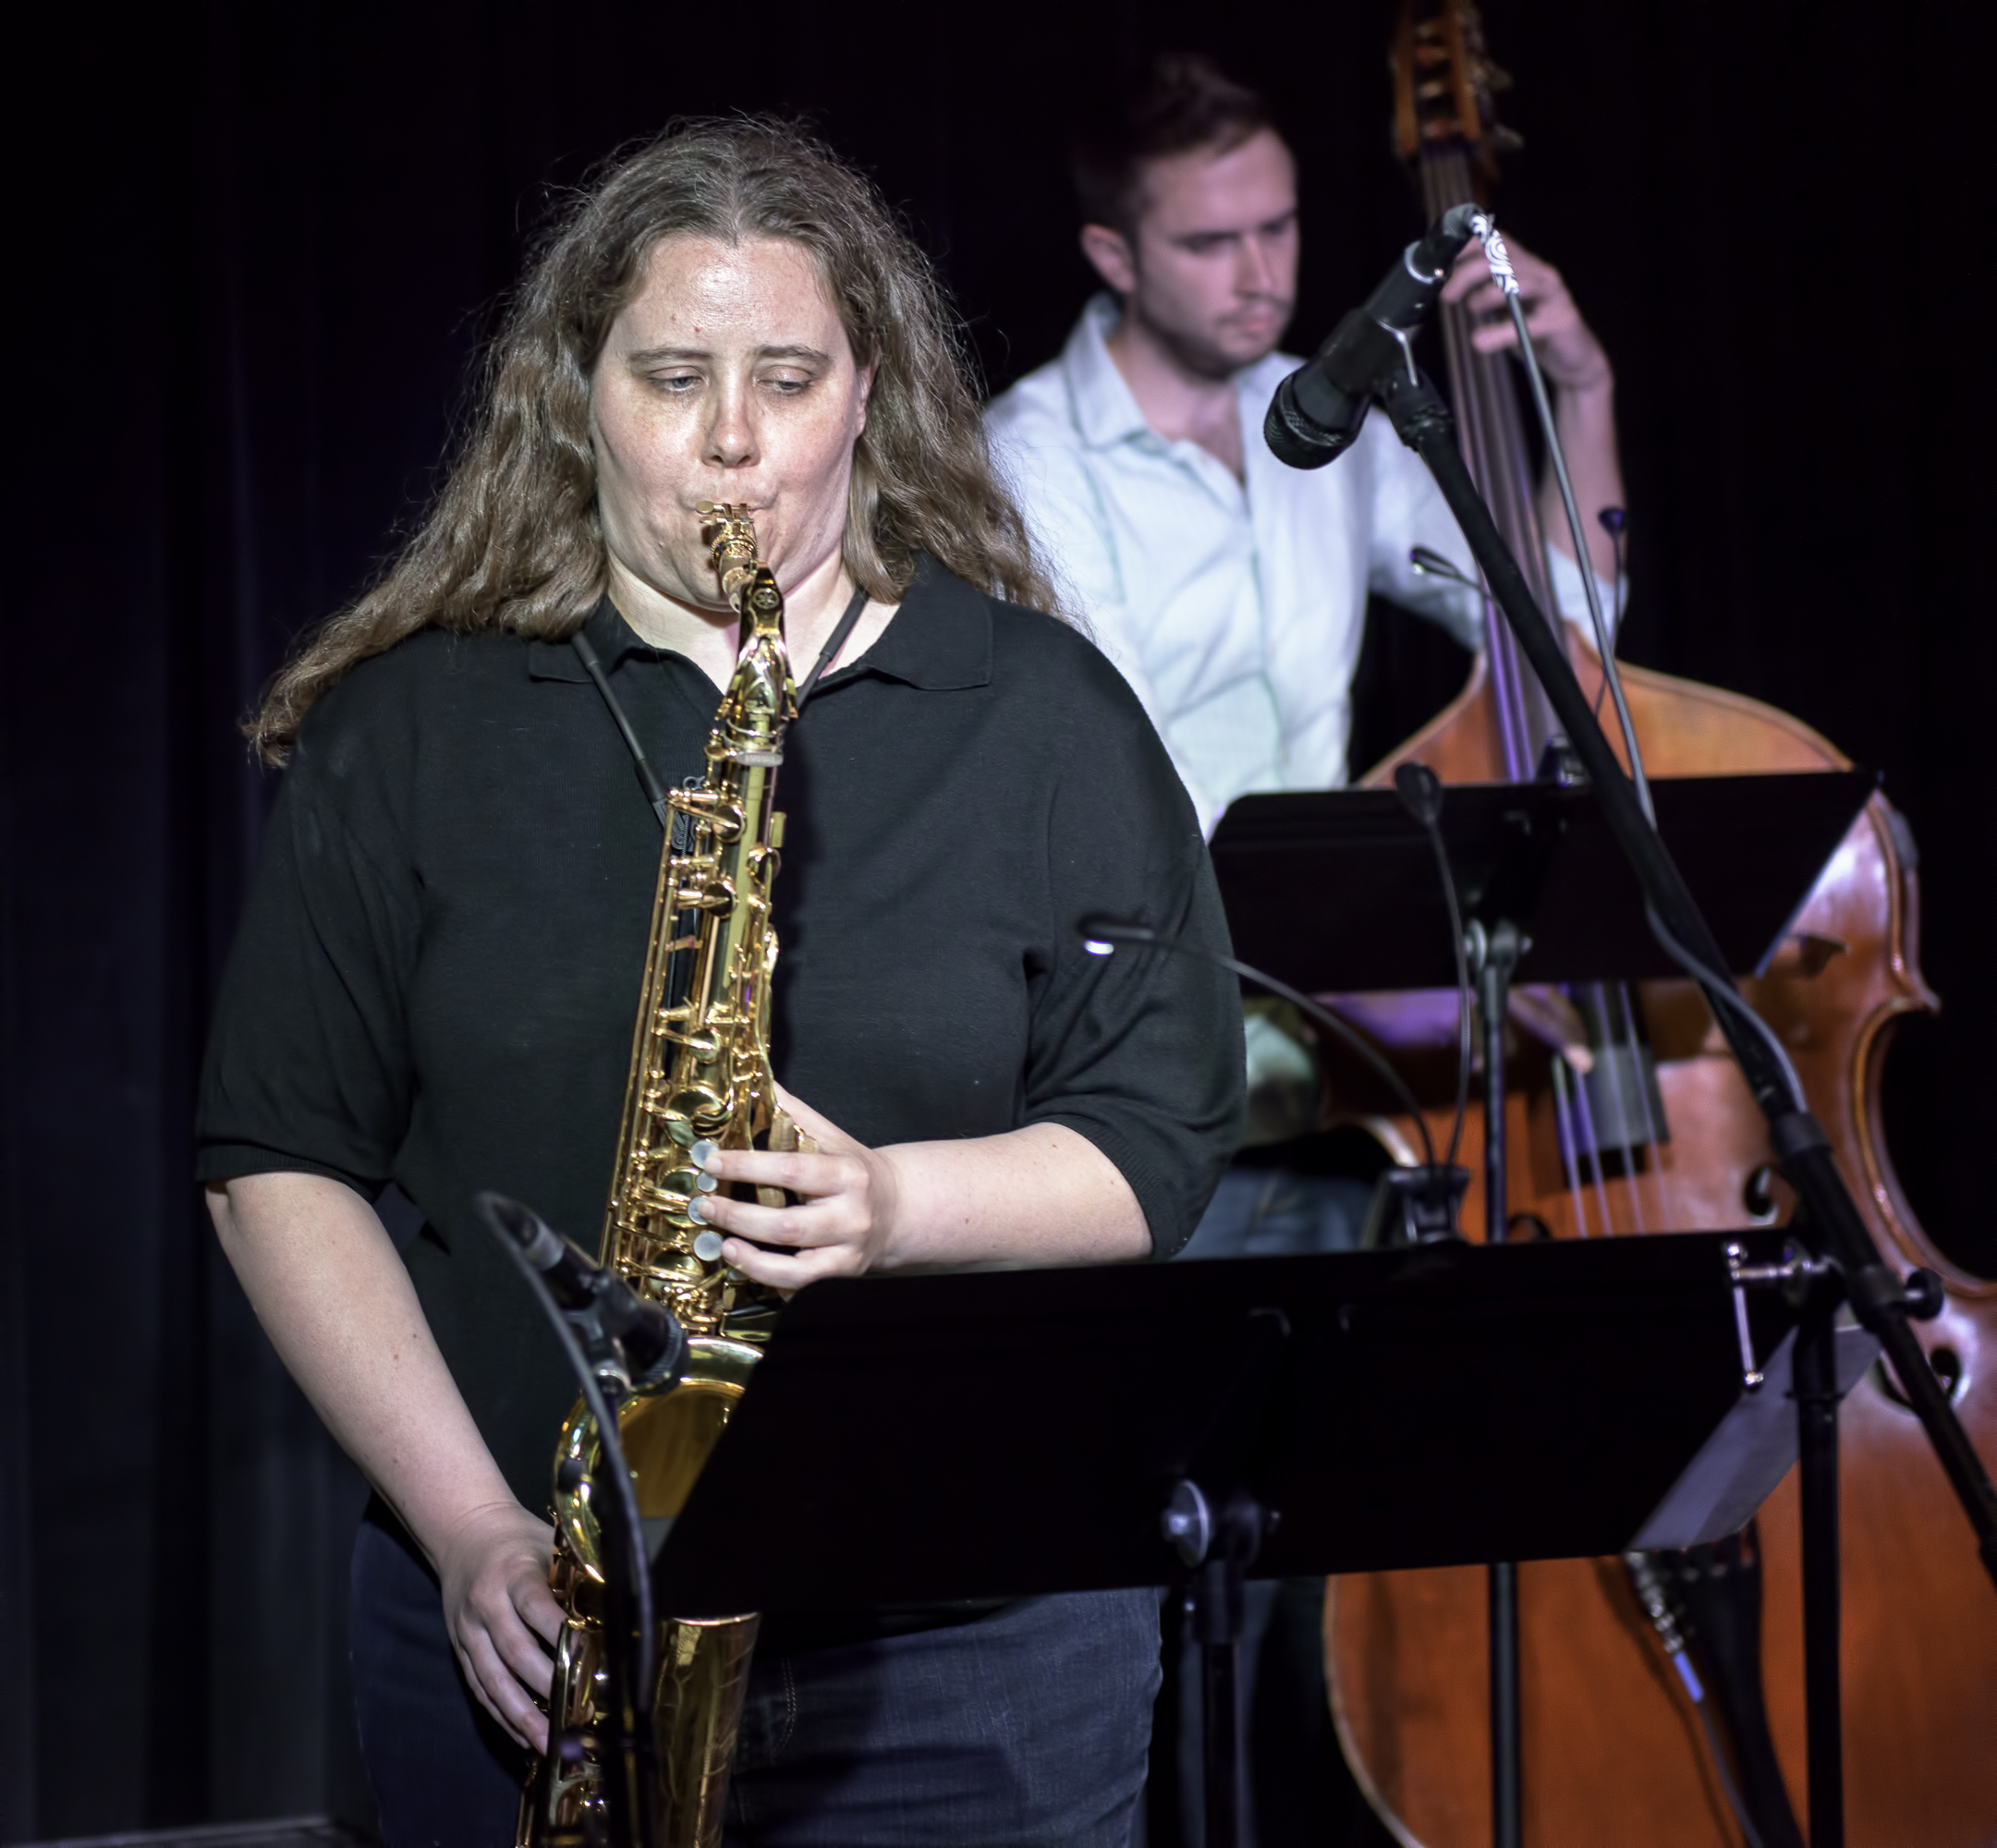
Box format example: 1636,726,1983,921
4,0,1992,1835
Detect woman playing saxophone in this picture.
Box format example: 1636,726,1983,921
197,118,1244,1847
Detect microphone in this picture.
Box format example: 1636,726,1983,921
1264,201,1481,469
478,1191,687,1393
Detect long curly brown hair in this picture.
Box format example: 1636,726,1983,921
251,116,1061,762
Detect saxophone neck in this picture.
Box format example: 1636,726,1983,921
594,493,800,1335
697,503,798,729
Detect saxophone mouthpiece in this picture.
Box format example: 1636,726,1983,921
698,501,761,611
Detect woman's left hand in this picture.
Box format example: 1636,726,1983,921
687,1083,901,1289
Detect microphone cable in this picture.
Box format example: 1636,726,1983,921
1078,918,1439,1173
1392,761,1477,1170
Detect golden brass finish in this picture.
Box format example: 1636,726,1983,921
519,505,809,1848
551,1338,762,1576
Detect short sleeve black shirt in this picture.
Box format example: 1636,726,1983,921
197,557,1247,1508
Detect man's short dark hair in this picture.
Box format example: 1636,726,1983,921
1071,54,1276,237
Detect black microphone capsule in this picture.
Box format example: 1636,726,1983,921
1264,373,1361,470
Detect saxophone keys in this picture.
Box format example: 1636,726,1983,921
645,1249,706,1283
671,882,730,911
658,1166,716,1200
669,1079,727,1119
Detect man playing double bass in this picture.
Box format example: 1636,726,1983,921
984,49,1631,1842
989,48,1626,1295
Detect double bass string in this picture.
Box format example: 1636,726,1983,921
1422,156,1536,778
1419,152,1671,1240
1421,158,1596,1235
1587,981,1650,1234
1562,1040,1617,1236
1469,203,1677,1232
1548,1053,1599,1237
1424,153,1605,1233
1421,154,1602,1234
1611,979,1674,1229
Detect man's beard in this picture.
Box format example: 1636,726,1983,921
1131,292,1293,381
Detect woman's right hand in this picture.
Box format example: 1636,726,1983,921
431,1498,566,1754
205,1175,573,1754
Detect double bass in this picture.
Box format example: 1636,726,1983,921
1321,6,1997,1843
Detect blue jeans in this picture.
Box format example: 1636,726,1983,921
349,1508,524,1847
726,1590,1158,1846
349,1505,1158,1848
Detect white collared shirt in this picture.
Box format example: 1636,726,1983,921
987,295,1605,833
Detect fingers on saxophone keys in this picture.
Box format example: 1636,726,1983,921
482,1586,556,1688
722,1239,860,1292
502,1614,558,1698
694,1145,843,1196
463,1637,546,1752
699,1192,838,1246
688,1190,818,1234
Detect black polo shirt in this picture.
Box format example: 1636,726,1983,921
196,556,1246,1510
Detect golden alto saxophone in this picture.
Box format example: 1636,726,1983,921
519,504,813,1848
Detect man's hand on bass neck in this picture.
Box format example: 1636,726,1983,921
1442,236,1625,582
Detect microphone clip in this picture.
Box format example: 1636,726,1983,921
563,1265,688,1400
1359,1162,1472,1247
478,1191,688,1399
1264,201,1480,470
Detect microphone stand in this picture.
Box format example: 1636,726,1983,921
490,1213,660,1848
1346,347,1997,1848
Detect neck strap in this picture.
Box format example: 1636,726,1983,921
796,583,871,706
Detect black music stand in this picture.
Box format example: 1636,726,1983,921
653,1232,1863,1848
1207,768,1879,1848
1208,769,1875,996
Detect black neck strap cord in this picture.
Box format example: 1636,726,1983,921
796,583,871,704
572,585,871,835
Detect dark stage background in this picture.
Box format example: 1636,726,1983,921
3,0,1991,1835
